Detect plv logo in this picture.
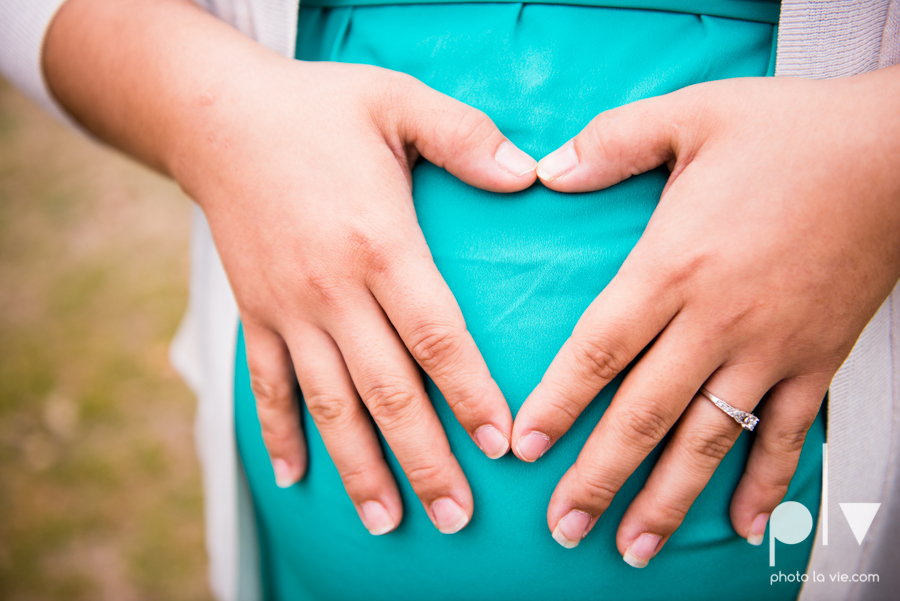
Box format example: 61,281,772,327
769,444,881,566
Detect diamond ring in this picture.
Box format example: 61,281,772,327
699,387,759,431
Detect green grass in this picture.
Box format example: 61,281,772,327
0,77,213,601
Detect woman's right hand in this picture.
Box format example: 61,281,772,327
45,0,537,535
186,60,539,536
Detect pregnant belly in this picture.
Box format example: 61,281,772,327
234,4,823,600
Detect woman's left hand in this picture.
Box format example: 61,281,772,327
511,65,900,566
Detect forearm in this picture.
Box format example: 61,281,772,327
42,0,284,177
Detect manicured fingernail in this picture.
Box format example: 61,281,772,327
359,501,395,535
272,458,297,488
474,425,510,459
552,510,592,549
431,498,469,534
516,431,550,462
623,533,662,568
536,140,578,182
494,140,537,176
748,513,770,546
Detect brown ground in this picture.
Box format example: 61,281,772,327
0,77,214,601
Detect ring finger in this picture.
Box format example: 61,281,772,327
287,323,403,535
615,367,774,568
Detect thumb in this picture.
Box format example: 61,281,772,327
400,79,537,192
536,93,689,193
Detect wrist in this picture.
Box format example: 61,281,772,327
163,50,295,199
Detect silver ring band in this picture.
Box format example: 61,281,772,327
699,387,759,431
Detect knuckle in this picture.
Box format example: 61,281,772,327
768,428,808,457
404,461,447,492
408,325,463,373
304,393,351,428
682,429,736,465
446,109,495,155
364,382,419,427
748,460,793,494
707,302,757,338
766,477,792,496
342,228,389,270
573,463,619,508
301,266,344,306
746,429,809,493
440,378,498,426
616,403,671,449
337,462,374,494
663,250,702,292
632,243,703,300
572,336,629,384
653,497,689,530
543,394,583,425
442,389,480,420
250,376,293,411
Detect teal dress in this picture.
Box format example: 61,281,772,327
234,2,824,599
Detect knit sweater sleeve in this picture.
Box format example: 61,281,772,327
0,0,81,127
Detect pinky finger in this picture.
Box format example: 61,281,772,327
243,322,308,488
729,376,828,545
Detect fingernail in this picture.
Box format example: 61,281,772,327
494,140,537,176
552,510,592,549
272,458,297,488
536,140,578,182
431,497,469,534
623,533,662,568
516,431,551,462
474,425,510,459
359,501,395,535
748,513,770,546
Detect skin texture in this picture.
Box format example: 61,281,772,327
44,0,538,536
42,0,900,565
513,69,900,565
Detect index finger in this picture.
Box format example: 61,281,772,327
544,323,719,548
511,263,680,462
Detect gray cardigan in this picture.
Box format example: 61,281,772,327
1,1,898,599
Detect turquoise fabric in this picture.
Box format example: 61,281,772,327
301,0,781,24
235,3,824,600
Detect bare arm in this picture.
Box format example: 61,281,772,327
44,0,538,535
44,0,263,175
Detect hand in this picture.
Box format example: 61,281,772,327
511,66,900,564
187,61,539,535
44,0,538,536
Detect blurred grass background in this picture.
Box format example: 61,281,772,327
0,77,213,600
